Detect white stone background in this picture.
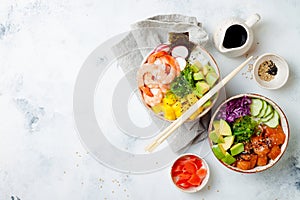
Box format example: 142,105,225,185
0,0,300,199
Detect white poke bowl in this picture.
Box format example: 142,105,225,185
137,44,220,122
208,93,289,173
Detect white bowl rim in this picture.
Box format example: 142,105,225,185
208,93,290,173
253,53,289,90
170,153,210,192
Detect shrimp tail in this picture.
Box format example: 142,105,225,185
140,86,153,97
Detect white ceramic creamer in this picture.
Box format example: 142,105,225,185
213,14,261,57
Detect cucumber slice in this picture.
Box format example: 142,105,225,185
263,104,273,118
265,111,280,128
250,99,263,117
261,111,274,122
257,100,267,118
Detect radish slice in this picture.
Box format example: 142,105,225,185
154,44,170,53
171,45,189,58
176,57,187,71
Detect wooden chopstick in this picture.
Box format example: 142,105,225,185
145,56,253,152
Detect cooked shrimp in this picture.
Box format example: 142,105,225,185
159,54,181,76
140,86,153,97
137,63,163,88
138,51,182,107
138,62,176,88
144,72,159,88
159,83,170,94
160,65,177,85
147,51,180,76
147,51,169,64
143,88,163,107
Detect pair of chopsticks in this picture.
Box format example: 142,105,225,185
145,56,253,152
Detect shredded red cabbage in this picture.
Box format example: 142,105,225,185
217,96,252,123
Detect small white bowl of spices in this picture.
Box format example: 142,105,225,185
253,53,289,89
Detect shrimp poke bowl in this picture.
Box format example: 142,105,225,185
137,32,220,122
208,93,289,173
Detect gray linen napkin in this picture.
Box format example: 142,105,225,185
112,14,210,152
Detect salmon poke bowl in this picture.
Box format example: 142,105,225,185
208,93,289,173
137,32,220,122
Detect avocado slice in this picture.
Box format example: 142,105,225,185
190,64,200,73
230,143,244,156
195,81,210,95
221,152,236,165
203,100,212,108
192,60,203,69
192,89,203,98
207,65,216,73
193,71,205,80
203,65,215,76
212,144,226,159
186,93,198,105
206,72,218,87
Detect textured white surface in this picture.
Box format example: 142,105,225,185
1,0,300,199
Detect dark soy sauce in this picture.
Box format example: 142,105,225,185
222,25,248,49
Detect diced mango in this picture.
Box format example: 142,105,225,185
151,103,164,114
172,101,182,118
188,100,212,120
163,105,176,120
189,106,204,120
174,109,182,118
163,97,176,106
181,103,190,114
162,92,177,106
172,101,181,111
180,97,188,105
186,93,198,105
165,92,177,100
